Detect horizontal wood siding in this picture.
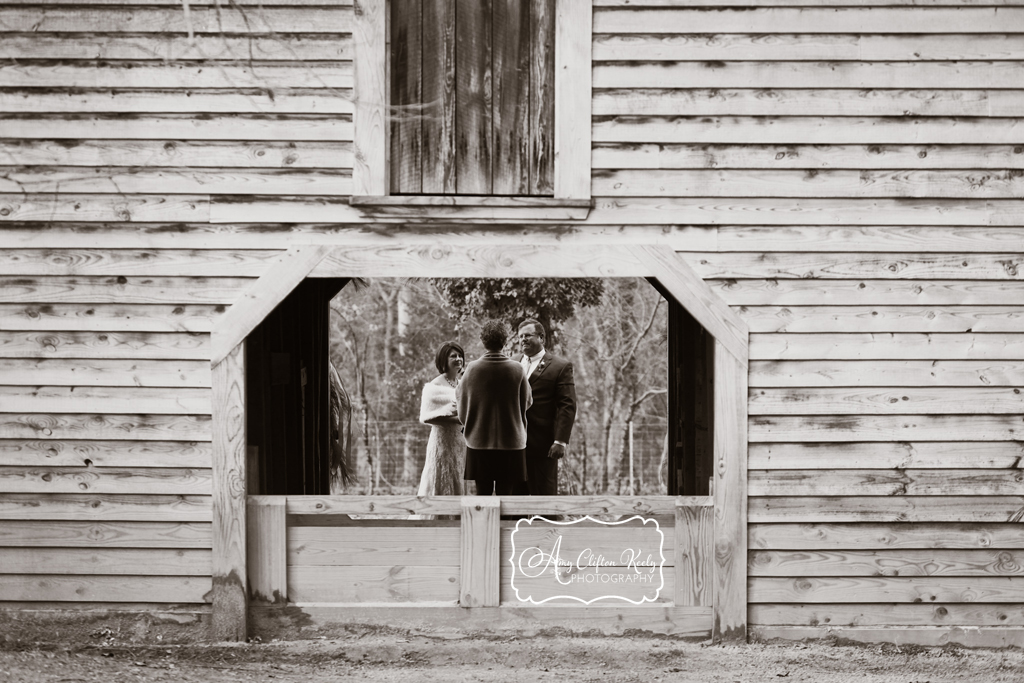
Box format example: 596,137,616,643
585,3,1024,639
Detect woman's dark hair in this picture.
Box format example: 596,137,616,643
434,341,465,374
479,320,509,352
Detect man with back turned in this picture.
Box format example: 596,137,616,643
513,319,577,496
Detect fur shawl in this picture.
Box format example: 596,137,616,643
420,379,458,425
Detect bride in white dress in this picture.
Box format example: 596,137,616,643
417,341,467,497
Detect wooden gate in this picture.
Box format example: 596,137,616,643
247,495,713,637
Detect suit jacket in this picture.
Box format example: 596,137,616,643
515,352,577,458
457,351,533,450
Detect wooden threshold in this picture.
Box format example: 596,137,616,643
349,195,592,220
251,604,713,638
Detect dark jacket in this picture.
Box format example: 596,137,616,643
515,352,577,457
457,351,533,450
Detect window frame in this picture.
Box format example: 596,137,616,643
351,0,592,218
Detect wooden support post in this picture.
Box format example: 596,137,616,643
554,0,592,200
247,497,286,604
460,496,501,608
211,342,248,641
713,340,748,643
675,498,713,608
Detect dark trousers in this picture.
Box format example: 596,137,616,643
474,479,518,496
515,448,558,495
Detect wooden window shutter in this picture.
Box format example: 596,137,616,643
389,0,555,196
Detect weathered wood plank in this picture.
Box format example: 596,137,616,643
0,331,209,361
748,442,1024,470
749,549,1024,578
593,33,1024,62
597,169,1024,200
0,359,211,388
593,117,1024,145
0,7,351,33
454,0,492,194
278,495,697,516
0,548,210,576
749,387,1024,416
0,575,210,603
0,115,351,142
0,277,249,305
0,90,354,115
750,469,1024,497
0,168,352,196
594,63,1024,90
0,64,352,89
0,34,351,61
247,497,286,603
594,88,1024,117
593,144,1024,171
460,496,500,608
750,626,1024,649
750,576,1024,604
749,522,1024,550
750,603,1024,628
352,0,387,196
753,358,971,394
290,526,461,566
0,466,212,496
0,386,211,415
0,249,282,278
693,253,1024,280
712,280,1024,307
420,0,456,194
750,415,1024,443
0,494,211,521
0,194,209,223
749,497,1024,523
311,244,649,279
750,333,1024,361
0,140,352,169
288,564,460,603
0,520,211,548
0,303,223,333
739,306,1024,334
593,8,1024,33
491,0,530,196
0,439,212,469
676,501,712,608
389,0,422,195
553,0,589,199
211,343,248,640
0,414,211,442
498,518,677,565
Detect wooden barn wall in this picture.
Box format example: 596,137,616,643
2,0,1024,640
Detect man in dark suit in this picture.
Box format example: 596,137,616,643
514,319,577,496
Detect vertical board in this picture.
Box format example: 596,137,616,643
492,0,530,195
247,497,286,603
529,0,555,195
713,340,748,642
675,500,713,608
455,0,492,194
211,342,248,641
554,0,591,199
460,496,500,607
354,0,388,196
389,0,422,193
421,0,457,194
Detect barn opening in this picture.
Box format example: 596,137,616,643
242,276,714,498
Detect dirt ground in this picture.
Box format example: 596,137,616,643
3,630,1024,683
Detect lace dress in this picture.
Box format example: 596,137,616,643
416,376,466,497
